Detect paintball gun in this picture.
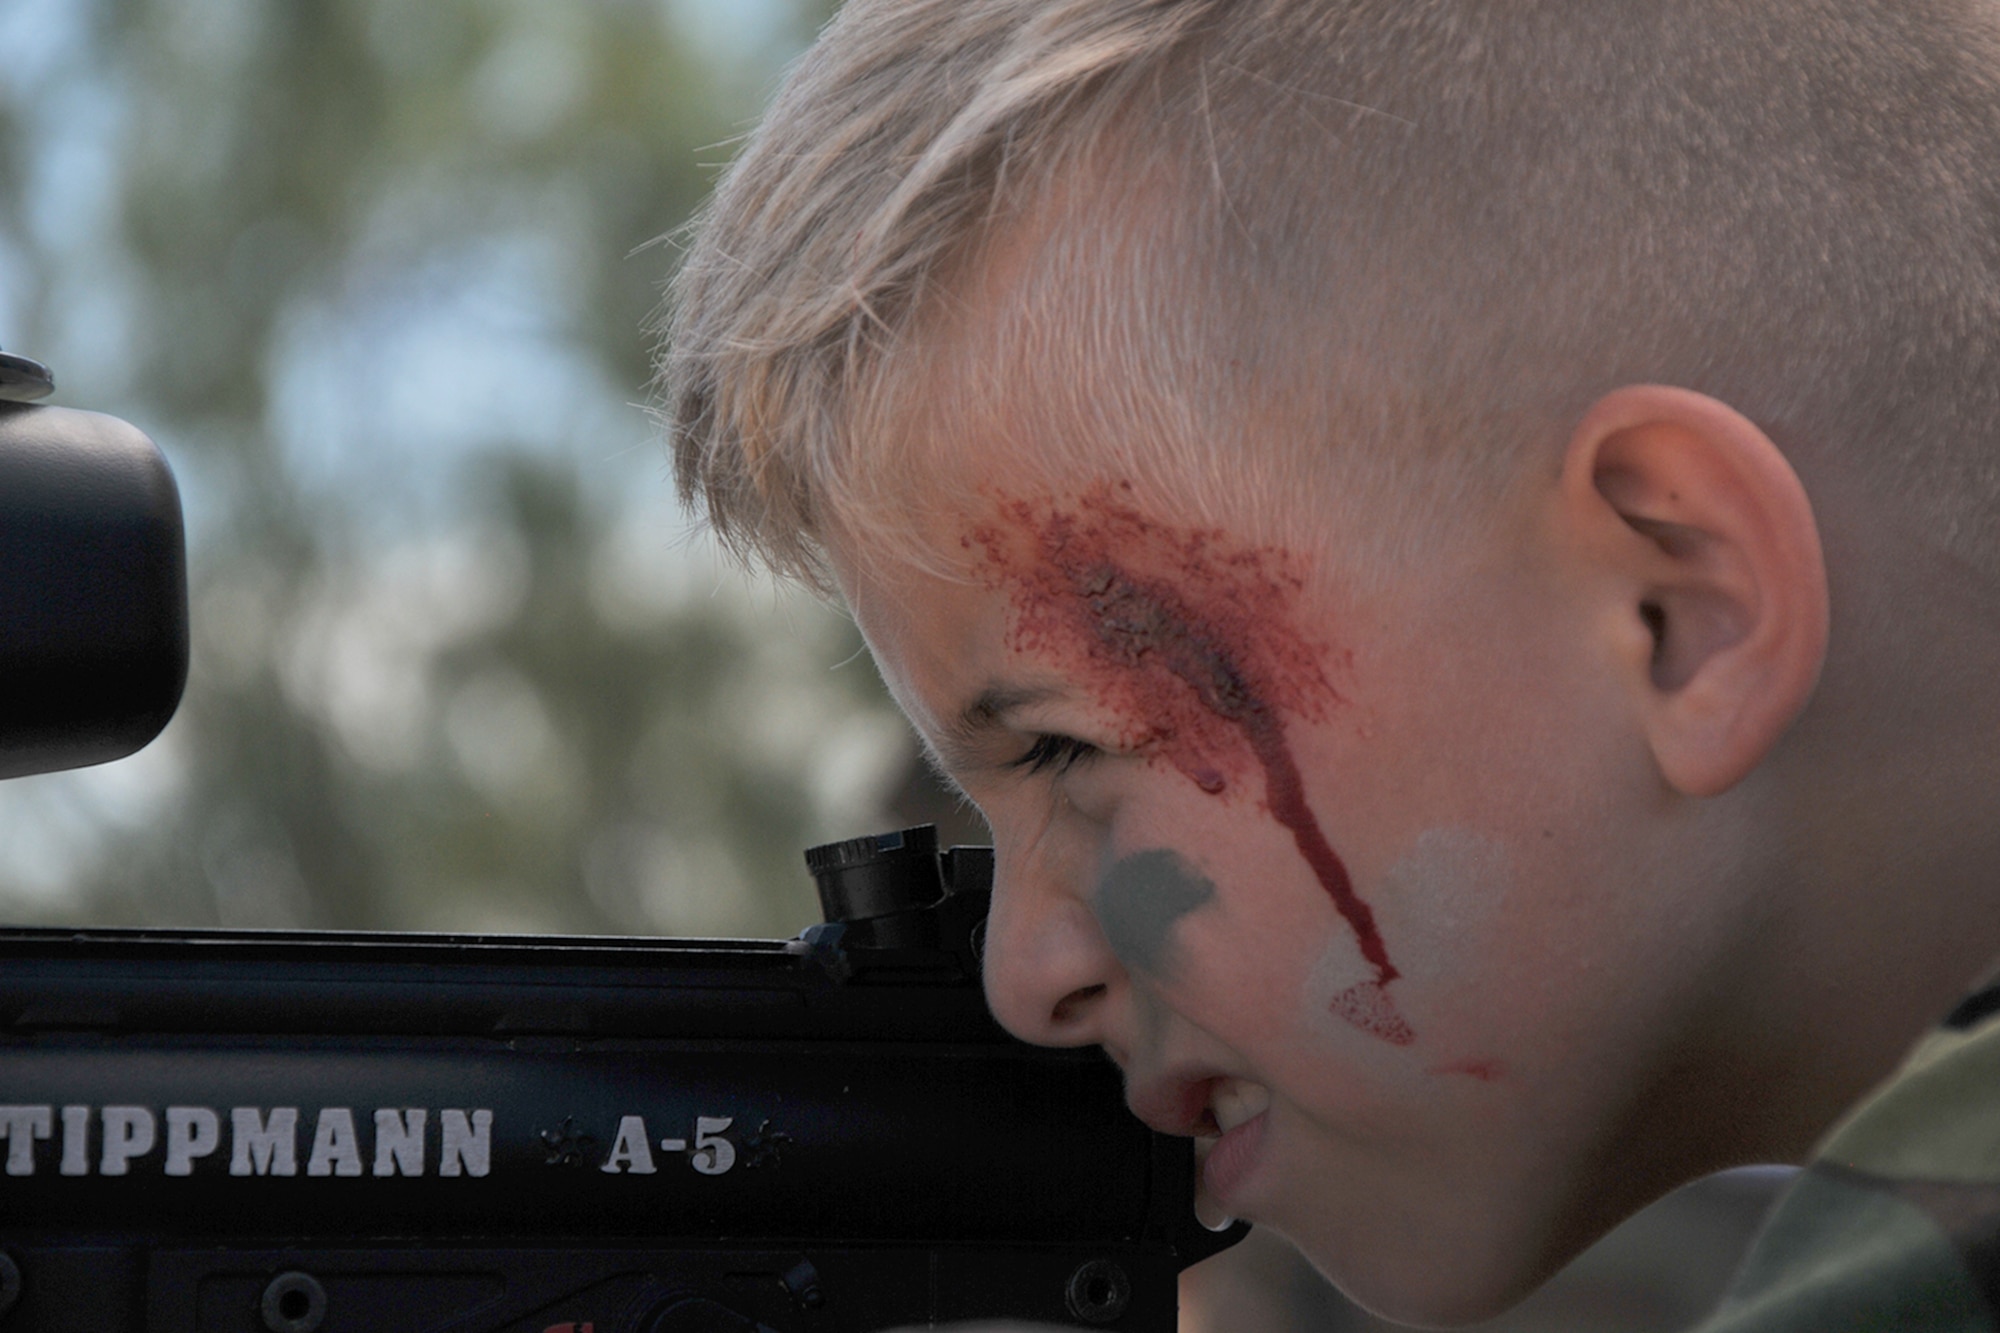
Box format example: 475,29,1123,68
0,353,1245,1333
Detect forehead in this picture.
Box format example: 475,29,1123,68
831,160,1303,571
827,184,1360,723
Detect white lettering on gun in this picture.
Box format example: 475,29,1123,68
232,1107,299,1176
0,1105,492,1178
164,1107,219,1176
596,1114,736,1176
439,1108,491,1177
0,1106,50,1176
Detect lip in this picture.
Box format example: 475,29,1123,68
1126,1073,1217,1138
1200,1108,1268,1208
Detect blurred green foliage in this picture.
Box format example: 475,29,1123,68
0,0,979,936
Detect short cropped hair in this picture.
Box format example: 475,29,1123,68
661,0,2000,589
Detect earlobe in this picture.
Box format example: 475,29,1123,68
1562,386,1830,798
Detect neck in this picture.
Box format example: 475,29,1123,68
1737,515,2000,1161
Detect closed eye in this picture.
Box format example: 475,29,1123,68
1008,733,1100,777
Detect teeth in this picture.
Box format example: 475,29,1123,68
1210,1079,1271,1134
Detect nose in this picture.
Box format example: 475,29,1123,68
980,838,1122,1048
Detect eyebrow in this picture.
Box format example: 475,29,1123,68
931,684,1063,770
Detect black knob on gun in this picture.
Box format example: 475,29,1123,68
805,824,944,924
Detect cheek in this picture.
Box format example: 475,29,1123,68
1110,823,1346,1032
1095,757,1412,1036
1351,827,1518,1040
1323,632,1648,1061
1177,911,1335,1045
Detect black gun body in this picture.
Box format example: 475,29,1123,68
0,925,1231,1332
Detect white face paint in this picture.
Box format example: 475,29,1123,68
1304,828,1512,1036
1382,827,1512,939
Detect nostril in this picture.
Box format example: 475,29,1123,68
1050,983,1107,1026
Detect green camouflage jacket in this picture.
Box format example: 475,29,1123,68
1697,989,2000,1332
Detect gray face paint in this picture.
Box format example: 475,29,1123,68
1093,849,1217,978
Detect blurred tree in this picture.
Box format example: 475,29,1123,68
0,0,965,937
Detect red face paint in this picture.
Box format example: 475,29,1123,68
1430,1059,1506,1083
973,486,1414,1047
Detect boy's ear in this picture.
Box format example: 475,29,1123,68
1561,385,1829,798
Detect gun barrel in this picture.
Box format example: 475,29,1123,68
0,913,1243,1330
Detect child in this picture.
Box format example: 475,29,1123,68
662,1,2000,1326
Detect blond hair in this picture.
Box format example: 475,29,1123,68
661,0,2000,588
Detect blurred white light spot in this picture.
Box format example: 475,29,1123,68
80,722,189,832
0,797,87,906
158,0,263,70
403,887,565,936
588,497,727,627
585,824,756,936
0,0,88,99
196,569,282,687
471,25,586,143
0,720,189,914
444,666,562,804
663,0,798,66
202,833,311,929
808,711,910,833
280,530,528,772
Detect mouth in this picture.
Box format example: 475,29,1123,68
1197,1077,1270,1217
1128,1071,1272,1226
1128,1069,1271,1136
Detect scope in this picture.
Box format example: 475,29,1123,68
0,349,188,779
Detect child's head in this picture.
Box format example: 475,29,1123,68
664,1,2000,1321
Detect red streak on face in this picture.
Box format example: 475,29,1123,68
1429,1059,1506,1083
973,485,1413,1045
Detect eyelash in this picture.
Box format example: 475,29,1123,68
1009,733,1099,777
